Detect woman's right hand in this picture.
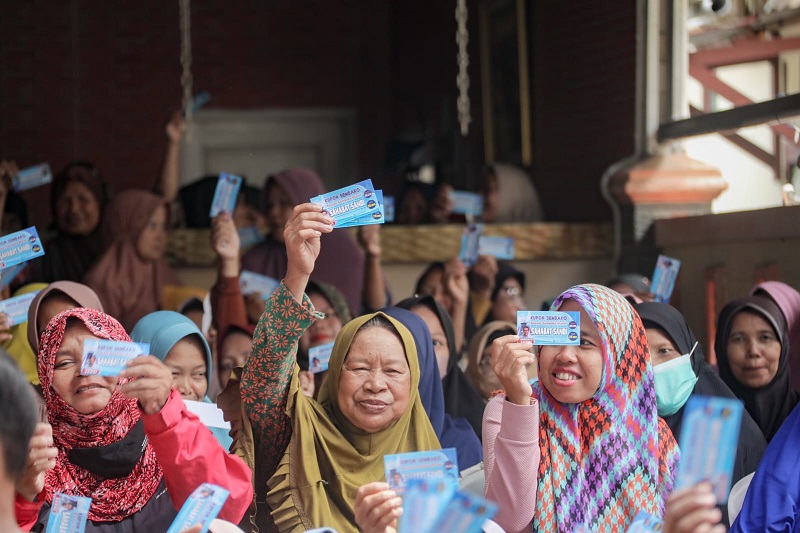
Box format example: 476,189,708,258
16,423,58,502
491,335,534,406
662,482,725,533
210,213,241,278
283,203,333,299
354,482,402,533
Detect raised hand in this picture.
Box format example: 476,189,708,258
491,335,535,406
16,423,58,501
662,482,725,533
119,356,174,415
283,203,333,300
211,213,241,277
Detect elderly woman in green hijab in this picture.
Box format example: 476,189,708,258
234,203,439,533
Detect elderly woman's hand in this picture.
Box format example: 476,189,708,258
16,423,58,501
491,335,534,406
283,203,334,300
662,482,726,533
119,356,174,415
354,482,402,533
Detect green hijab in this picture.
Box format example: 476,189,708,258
267,311,440,532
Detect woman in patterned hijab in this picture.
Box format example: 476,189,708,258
483,283,678,533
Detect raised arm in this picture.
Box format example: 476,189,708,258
210,213,249,338
240,204,333,489
156,112,184,202
483,335,539,533
357,224,389,312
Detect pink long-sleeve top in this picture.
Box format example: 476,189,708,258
483,393,540,533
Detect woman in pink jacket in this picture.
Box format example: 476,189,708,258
14,307,253,532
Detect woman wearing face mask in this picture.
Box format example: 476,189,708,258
716,295,800,442
635,302,766,496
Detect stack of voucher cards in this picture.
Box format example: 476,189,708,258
239,270,280,300
478,235,515,260
406,489,497,533
675,395,743,503
209,173,242,218
458,224,484,267
166,483,229,533
46,493,91,533
384,448,458,495
310,179,385,228
81,339,150,377
0,227,45,269
626,511,663,532
517,311,580,345
399,478,457,533
449,190,483,217
14,162,53,192
650,255,681,303
0,290,41,326
309,342,334,374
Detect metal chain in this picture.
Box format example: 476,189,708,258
179,0,193,119
455,0,471,136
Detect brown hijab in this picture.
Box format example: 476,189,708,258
240,168,367,313
465,320,517,400
26,281,105,352
83,190,180,331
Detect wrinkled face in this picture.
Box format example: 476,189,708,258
165,336,208,402
337,327,411,433
37,293,80,337
218,330,252,388
538,299,605,404
51,322,117,414
646,328,682,366
412,305,449,379
299,293,344,355
265,182,293,242
726,310,781,388
491,277,525,323
55,181,101,236
136,205,168,262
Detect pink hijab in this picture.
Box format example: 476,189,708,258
751,281,800,389
83,190,180,331
240,168,366,313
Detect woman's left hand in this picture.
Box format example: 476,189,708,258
119,356,174,414
354,482,402,533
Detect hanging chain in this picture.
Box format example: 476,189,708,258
179,0,193,119
455,0,471,136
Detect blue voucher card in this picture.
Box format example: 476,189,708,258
676,395,743,503
237,226,263,248
429,491,498,533
45,493,91,533
239,270,280,300
309,342,334,374
458,224,483,267
0,227,45,269
398,478,457,533
336,190,386,228
449,190,484,217
478,236,515,260
650,255,681,303
516,311,580,345
14,162,53,192
166,483,229,533
310,179,384,228
0,290,40,326
209,173,242,218
384,195,395,222
384,448,458,495
0,262,26,290
81,339,150,377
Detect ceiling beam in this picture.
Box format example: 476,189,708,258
690,36,800,67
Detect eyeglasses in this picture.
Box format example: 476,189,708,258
499,286,524,300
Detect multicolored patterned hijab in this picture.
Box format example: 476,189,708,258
38,307,163,522
532,284,678,532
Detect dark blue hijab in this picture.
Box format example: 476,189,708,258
381,307,483,470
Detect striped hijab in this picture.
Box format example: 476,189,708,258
532,284,678,532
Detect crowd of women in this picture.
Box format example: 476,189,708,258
1,130,799,532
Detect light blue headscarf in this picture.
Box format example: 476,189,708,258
131,311,232,450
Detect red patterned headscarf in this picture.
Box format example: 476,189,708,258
38,307,163,522
532,284,679,532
